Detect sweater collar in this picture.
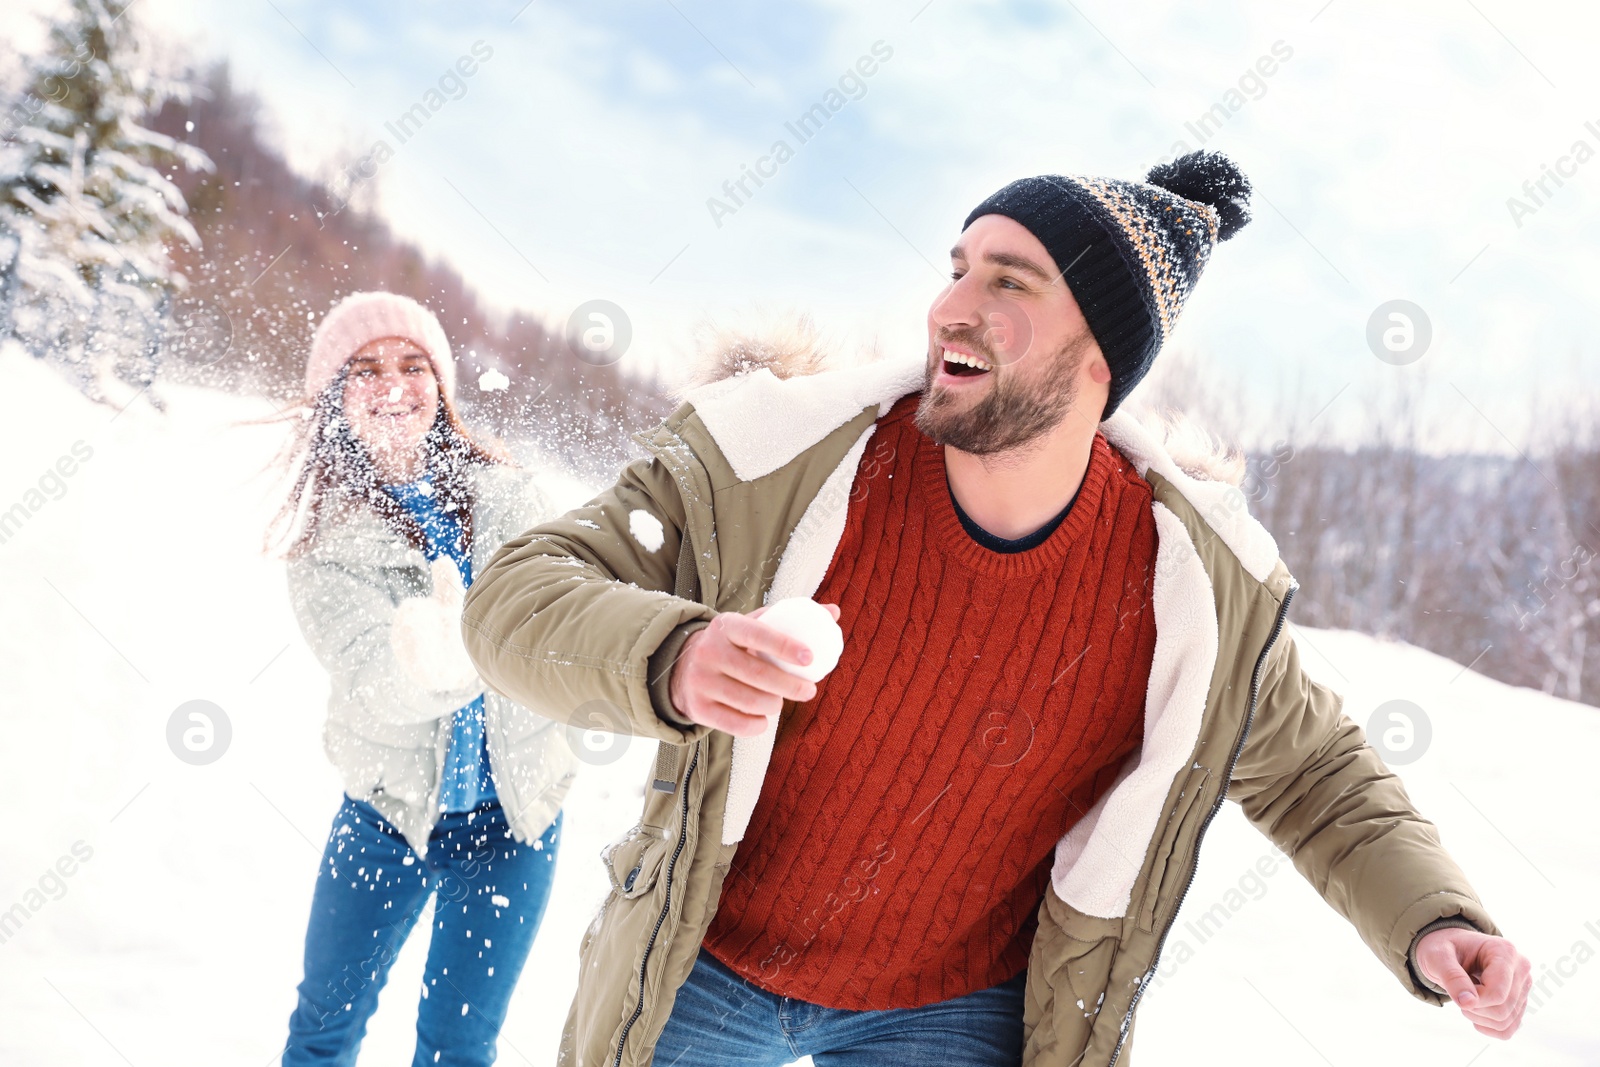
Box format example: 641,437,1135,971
916,426,1114,578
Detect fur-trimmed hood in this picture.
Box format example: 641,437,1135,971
678,325,1247,488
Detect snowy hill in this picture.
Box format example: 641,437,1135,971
2,345,1596,1066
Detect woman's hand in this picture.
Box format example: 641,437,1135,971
390,557,480,693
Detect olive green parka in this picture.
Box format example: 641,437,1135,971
462,342,1495,1066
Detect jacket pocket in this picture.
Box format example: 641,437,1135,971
1026,892,1123,1063
1136,764,1211,933
602,824,673,899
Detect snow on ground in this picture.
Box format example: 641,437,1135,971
1,342,1595,1065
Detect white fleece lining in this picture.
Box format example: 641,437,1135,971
687,354,1269,919
1049,501,1221,916
688,357,926,482
721,423,880,846
1099,412,1280,583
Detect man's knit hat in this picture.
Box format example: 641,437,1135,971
962,150,1251,418
305,291,456,401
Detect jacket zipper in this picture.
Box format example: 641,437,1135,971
612,742,700,1067
1105,584,1296,1067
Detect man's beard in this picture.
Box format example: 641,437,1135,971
914,330,1094,456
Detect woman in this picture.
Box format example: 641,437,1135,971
272,291,576,1066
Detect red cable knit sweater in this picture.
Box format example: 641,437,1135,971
702,393,1160,1009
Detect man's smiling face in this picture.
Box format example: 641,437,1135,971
915,213,1108,455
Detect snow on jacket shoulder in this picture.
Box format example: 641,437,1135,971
288,461,576,856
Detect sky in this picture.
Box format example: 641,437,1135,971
5,0,1598,450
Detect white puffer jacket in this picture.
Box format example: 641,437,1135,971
288,463,577,856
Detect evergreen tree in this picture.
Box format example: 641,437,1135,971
0,0,211,406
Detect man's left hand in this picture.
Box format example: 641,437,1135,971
1414,927,1532,1039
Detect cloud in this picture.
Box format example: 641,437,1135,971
18,0,1596,442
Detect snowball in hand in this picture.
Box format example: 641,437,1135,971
756,598,843,683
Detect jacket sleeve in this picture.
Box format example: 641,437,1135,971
1228,627,1499,1004
461,452,718,744
287,557,483,726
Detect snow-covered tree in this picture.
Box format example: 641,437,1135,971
0,0,211,406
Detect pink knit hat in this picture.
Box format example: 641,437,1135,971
305,292,455,401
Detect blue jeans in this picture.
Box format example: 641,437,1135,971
282,795,562,1066
651,946,1026,1066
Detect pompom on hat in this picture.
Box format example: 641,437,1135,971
962,149,1252,418
305,291,456,401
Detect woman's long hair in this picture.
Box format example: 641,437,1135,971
265,364,512,560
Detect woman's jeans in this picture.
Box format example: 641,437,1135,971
282,795,562,1066
651,946,1027,1066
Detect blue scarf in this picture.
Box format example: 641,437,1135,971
384,475,496,813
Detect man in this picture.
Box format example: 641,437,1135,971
462,150,1531,1066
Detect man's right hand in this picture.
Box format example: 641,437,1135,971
666,603,841,737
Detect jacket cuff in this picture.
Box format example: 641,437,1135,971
1407,916,1487,996
647,619,711,729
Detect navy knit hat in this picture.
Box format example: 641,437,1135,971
962,150,1251,418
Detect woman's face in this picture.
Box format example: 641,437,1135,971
340,337,440,467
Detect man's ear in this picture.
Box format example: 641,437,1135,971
1089,353,1112,385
